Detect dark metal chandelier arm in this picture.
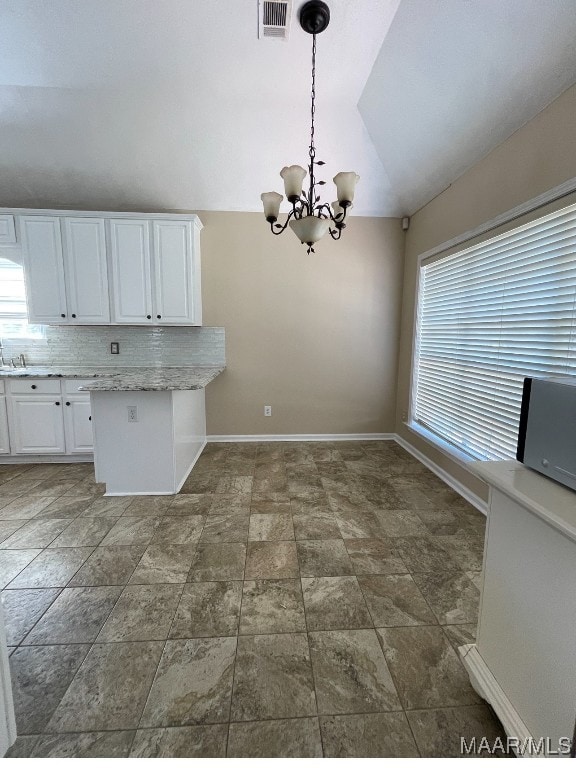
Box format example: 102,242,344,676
328,226,343,241
270,207,297,235
313,202,332,219
314,202,347,226
269,197,311,235
299,185,313,216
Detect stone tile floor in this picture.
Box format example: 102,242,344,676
1,440,510,758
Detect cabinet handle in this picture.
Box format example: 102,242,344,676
60,313,66,318
88,416,91,421
31,384,37,390
146,314,152,319
156,314,162,319
71,313,76,318
65,401,71,406
55,401,60,406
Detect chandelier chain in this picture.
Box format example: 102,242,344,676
262,2,358,251
309,33,316,160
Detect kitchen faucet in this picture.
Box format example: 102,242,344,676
7,352,26,368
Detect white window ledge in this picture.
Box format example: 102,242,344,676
405,420,478,468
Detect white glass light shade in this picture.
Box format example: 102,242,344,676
333,172,360,204
261,191,283,221
289,215,330,245
280,165,307,200
331,200,352,219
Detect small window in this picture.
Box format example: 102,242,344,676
0,257,44,339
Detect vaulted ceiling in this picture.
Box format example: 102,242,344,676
0,0,575,217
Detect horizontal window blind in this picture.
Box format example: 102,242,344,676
0,258,27,318
0,257,43,339
413,202,576,460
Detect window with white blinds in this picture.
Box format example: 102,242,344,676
413,201,576,461
0,257,43,338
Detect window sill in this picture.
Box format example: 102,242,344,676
405,420,478,468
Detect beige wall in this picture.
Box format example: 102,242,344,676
396,83,576,499
198,211,405,436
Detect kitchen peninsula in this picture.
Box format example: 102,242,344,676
0,362,224,495
85,366,223,495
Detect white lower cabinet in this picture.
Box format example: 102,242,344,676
462,461,576,756
8,396,66,454
63,397,93,454
0,397,9,455
5,379,93,457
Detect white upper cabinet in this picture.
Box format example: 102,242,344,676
22,215,110,324
0,215,16,245
110,218,201,325
15,209,202,326
109,219,154,324
21,216,67,323
63,217,110,323
153,221,201,325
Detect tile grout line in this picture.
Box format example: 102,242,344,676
22,699,494,740
225,458,251,757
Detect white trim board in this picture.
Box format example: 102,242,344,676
416,176,576,263
206,433,396,443
0,605,16,757
0,455,93,464
0,206,203,229
394,434,487,515
459,644,532,758
103,439,207,496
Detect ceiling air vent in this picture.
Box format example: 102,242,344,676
259,0,292,40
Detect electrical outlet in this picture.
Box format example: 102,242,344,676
127,406,138,422
110,342,120,355
264,405,272,417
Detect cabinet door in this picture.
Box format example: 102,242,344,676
109,219,153,324
63,218,110,323
152,221,199,324
8,396,66,454
63,397,93,453
20,216,67,323
0,215,16,245
0,398,9,454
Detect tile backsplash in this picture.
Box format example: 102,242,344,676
1,326,225,368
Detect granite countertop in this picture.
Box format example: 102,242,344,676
0,365,225,391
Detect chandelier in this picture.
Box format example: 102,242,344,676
261,0,359,254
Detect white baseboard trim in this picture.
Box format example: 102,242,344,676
394,434,488,515
459,644,532,758
0,454,93,464
174,439,208,493
104,490,175,496
104,440,207,496
206,433,396,443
